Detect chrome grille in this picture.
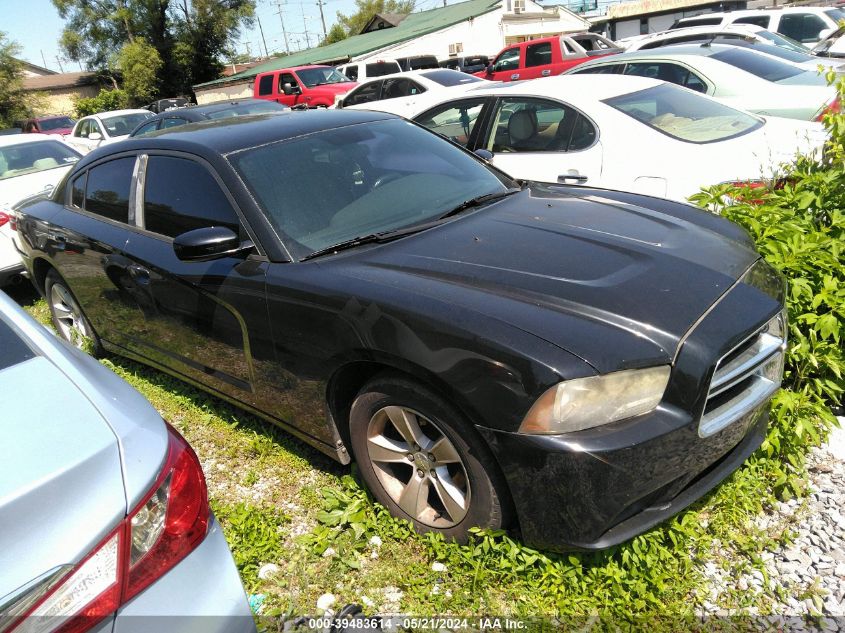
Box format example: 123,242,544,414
699,311,786,438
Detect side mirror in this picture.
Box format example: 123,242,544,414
88,131,102,141
282,83,296,96
485,64,494,75
474,148,494,161
173,226,250,262
817,28,834,42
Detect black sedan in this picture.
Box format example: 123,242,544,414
14,110,786,551
130,98,288,137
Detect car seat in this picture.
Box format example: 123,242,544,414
33,157,59,170
507,109,539,150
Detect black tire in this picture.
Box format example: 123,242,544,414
349,373,509,542
44,269,103,356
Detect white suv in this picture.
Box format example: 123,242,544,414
337,59,402,81
670,7,845,45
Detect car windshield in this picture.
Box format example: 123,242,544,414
729,40,817,63
297,67,352,87
205,101,289,119
38,116,75,131
419,70,484,86
755,30,810,53
709,47,806,81
604,83,763,143
230,118,512,259
0,140,80,180
101,112,153,136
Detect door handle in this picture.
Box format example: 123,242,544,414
541,69,551,76
510,73,520,80
558,174,588,184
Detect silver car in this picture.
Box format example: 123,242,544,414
0,290,255,633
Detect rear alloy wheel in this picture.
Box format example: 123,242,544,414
45,270,102,355
349,375,508,541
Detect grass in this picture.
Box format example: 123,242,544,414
10,282,831,626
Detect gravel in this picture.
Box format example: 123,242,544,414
700,417,845,622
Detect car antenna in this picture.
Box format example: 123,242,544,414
701,34,718,48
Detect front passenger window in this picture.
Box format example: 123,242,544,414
493,48,520,72
143,156,242,239
415,99,486,147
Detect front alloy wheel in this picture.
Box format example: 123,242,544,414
45,270,101,354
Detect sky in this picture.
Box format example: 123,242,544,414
0,0,450,72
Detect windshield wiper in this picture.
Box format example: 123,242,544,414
301,222,437,261
438,188,521,220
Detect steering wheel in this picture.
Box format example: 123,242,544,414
371,173,403,189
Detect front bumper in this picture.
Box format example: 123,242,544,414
478,401,769,551
107,516,256,633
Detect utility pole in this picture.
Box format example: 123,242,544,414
275,1,291,54
54,55,65,73
245,41,252,59
257,14,269,58
301,4,312,49
316,0,328,38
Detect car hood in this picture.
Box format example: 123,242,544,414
313,82,358,94
0,166,74,210
336,186,759,372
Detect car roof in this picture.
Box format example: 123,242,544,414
259,64,331,74
92,110,398,158
468,74,663,100
643,23,766,40
582,43,741,61
0,133,61,148
89,108,151,119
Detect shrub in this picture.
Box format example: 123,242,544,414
74,88,128,118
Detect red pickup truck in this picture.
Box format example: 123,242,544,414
477,33,622,82
253,65,357,108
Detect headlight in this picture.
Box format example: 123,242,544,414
519,366,671,435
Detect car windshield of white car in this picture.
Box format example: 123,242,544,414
229,118,512,259
709,47,808,82
419,70,485,86
604,83,762,143
102,113,153,136
0,141,80,180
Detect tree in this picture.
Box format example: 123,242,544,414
330,0,415,42
323,23,347,45
52,0,255,97
115,40,163,105
0,33,38,127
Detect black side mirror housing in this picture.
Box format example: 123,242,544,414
282,83,295,96
485,64,494,75
173,226,249,262
474,148,494,161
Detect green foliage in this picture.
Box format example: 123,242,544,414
330,0,415,41
114,39,162,106
689,74,845,498
211,500,289,589
74,88,129,117
0,32,38,127
53,0,255,97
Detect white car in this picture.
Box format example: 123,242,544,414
0,134,81,285
335,68,486,110
813,26,845,59
567,44,838,121
337,59,402,81
670,7,845,46
368,75,826,203
66,108,153,155
624,24,810,54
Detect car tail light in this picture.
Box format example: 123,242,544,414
0,212,10,229
10,424,209,633
816,95,841,121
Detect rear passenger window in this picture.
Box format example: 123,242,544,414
733,15,770,28
85,157,135,223
525,42,552,67
71,172,86,208
257,75,274,96
344,66,359,81
143,156,241,239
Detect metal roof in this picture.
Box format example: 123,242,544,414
194,0,501,90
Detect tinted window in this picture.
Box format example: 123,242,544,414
415,98,487,147
407,56,438,70
71,172,86,208
624,62,708,92
143,156,241,239
85,157,135,223
343,66,359,80
366,62,401,76
296,67,350,87
487,98,583,152
570,63,623,74
231,119,510,259
101,113,152,137
0,319,35,372
493,48,520,71
133,120,160,137
733,15,770,28
161,117,187,129
710,47,804,81
418,69,483,86
678,17,723,27
257,74,274,96
779,13,827,43
525,42,552,67
604,83,762,143
381,78,425,99
279,73,300,93
204,101,288,119
344,81,382,106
